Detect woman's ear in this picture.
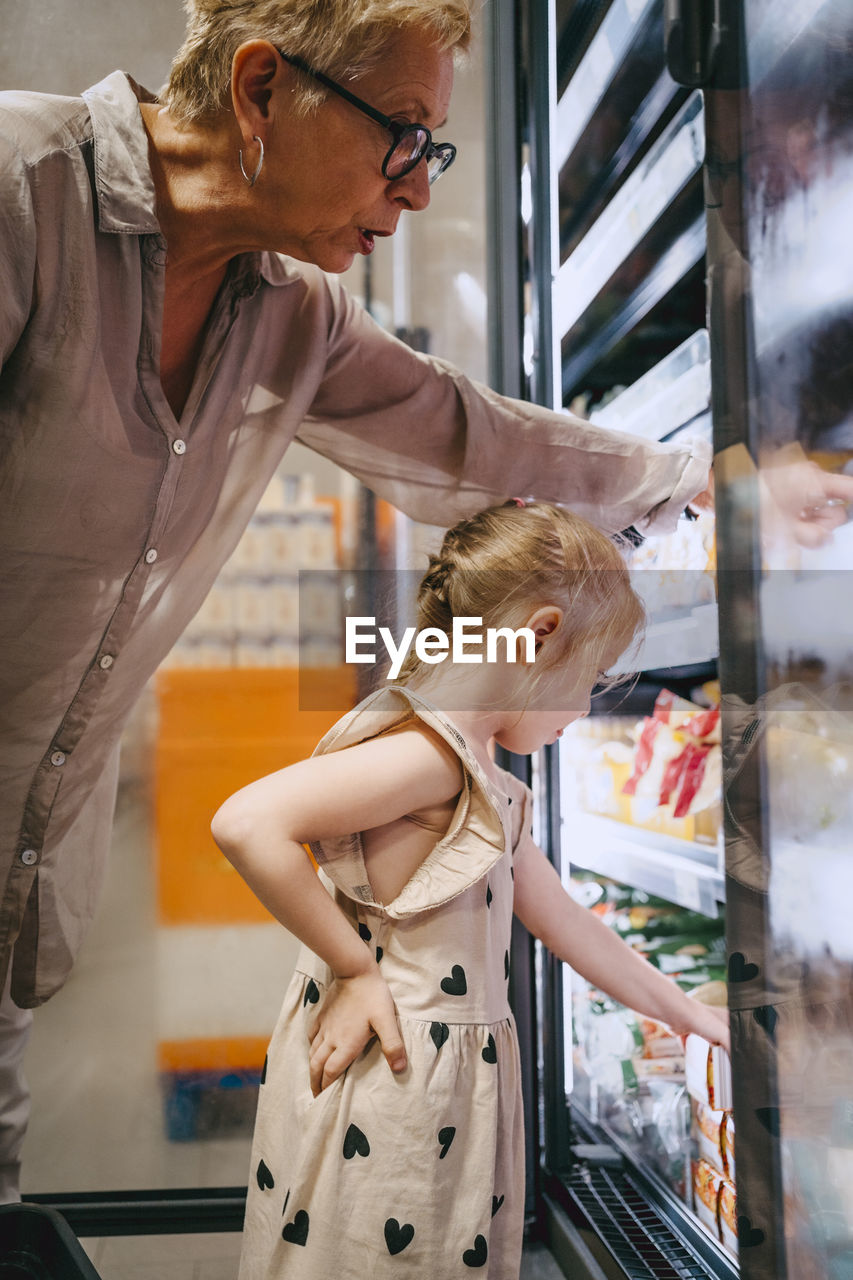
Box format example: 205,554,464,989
524,605,563,657
232,40,286,139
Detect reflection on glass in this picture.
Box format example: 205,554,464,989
715,0,853,1273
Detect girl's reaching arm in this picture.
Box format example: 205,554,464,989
211,724,463,1091
512,833,730,1052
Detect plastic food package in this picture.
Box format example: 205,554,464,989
693,1099,736,1179
685,1034,733,1111
623,690,721,819
693,1158,738,1256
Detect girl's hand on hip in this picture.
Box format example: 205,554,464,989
307,969,407,1095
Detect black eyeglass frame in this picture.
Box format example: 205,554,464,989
278,51,456,184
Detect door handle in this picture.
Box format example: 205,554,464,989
664,0,723,87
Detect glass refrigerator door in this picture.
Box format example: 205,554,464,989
512,2,852,1278
705,2,853,1278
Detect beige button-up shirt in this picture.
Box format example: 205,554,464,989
0,72,710,1007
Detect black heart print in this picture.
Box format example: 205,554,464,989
491,1195,504,1217
438,1126,456,1159
256,1159,274,1191
430,1022,449,1051
358,922,372,943
376,946,383,963
282,1209,309,1246
755,1106,781,1137
384,1218,415,1255
753,1005,778,1037
504,950,509,980
482,1034,497,1064
440,965,467,996
728,952,759,983
737,1216,766,1248
462,1234,488,1267
343,1123,370,1159
282,1190,289,1217
486,883,493,908
303,978,320,1006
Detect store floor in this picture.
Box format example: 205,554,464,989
22,760,566,1279
79,1233,566,1278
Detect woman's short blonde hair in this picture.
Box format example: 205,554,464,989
163,0,474,124
394,501,645,692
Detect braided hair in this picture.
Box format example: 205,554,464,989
393,501,644,687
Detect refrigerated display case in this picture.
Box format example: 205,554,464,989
495,1,853,1277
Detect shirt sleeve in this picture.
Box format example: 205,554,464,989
0,127,36,373
296,274,711,536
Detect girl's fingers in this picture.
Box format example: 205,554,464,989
321,1046,351,1092
371,1009,407,1074
309,1036,332,1095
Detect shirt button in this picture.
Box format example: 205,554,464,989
20,849,38,866
172,439,187,455
50,751,66,767
99,654,114,670
144,548,158,564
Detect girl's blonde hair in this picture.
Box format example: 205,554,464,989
394,501,645,691
163,0,474,124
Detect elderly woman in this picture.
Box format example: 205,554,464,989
0,0,716,1203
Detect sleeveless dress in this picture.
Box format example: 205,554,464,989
238,686,533,1280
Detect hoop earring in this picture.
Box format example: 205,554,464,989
239,135,264,187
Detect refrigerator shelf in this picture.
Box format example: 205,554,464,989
562,812,724,918
561,215,706,399
591,330,711,442
612,602,719,675
565,1171,729,1279
563,1112,739,1280
555,92,704,342
555,0,659,172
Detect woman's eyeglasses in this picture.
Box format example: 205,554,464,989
279,51,456,185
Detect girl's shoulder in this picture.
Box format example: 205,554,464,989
313,685,476,771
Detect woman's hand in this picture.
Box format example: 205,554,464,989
307,968,407,1095
760,454,853,549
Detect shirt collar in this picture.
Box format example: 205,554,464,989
82,71,162,235
80,71,297,290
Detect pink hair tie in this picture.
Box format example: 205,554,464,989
509,496,527,507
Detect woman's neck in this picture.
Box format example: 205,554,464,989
138,101,260,278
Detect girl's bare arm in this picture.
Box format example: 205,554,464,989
512,834,729,1051
211,725,463,1090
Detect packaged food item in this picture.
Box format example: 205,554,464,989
644,1080,692,1198
623,690,722,820
693,1100,735,1179
685,1034,733,1110
632,1055,685,1081
718,1172,738,1255
692,1158,738,1256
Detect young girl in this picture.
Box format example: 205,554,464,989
212,501,729,1279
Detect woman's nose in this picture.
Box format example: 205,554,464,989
389,159,431,212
